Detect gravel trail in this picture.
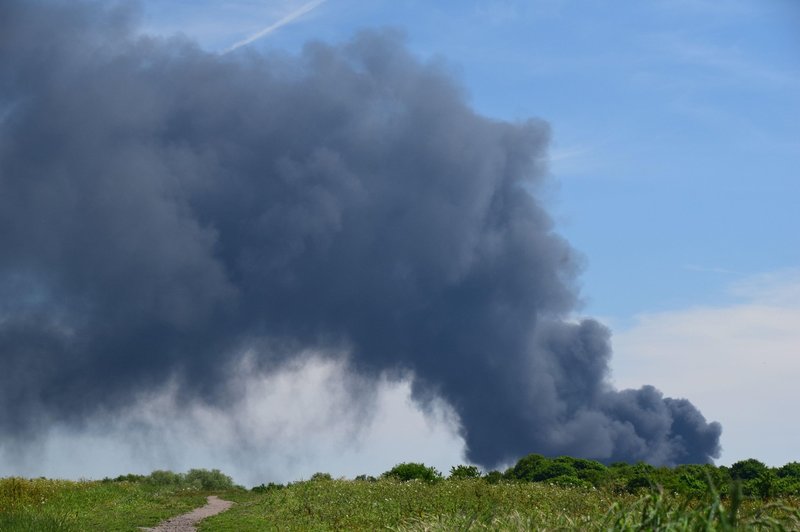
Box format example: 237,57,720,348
139,495,234,532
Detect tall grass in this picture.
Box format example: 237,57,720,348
202,477,800,531
0,477,77,531
0,476,207,531
3,469,800,531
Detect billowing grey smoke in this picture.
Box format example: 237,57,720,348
0,1,720,468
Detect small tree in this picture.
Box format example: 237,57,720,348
730,459,768,481
382,462,442,482
449,465,481,480
507,453,547,482
777,462,800,479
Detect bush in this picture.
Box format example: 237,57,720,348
507,454,547,482
113,473,146,483
185,469,235,491
606,462,659,493
548,475,591,488
483,470,503,484
506,454,607,485
626,474,656,492
146,470,184,486
533,461,577,482
554,456,608,486
730,459,768,481
672,464,731,498
382,463,442,482
449,465,481,480
777,462,800,479
310,472,333,481
774,476,800,496
252,482,284,493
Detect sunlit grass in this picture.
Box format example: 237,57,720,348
201,478,800,531
3,472,799,531
0,477,207,531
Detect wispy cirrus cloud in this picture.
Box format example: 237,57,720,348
682,264,740,275
644,33,800,91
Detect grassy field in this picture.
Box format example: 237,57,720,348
202,479,628,530
201,478,800,531
3,471,800,531
0,476,206,531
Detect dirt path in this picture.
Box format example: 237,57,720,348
139,495,234,532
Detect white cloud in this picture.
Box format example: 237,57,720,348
610,269,800,467
0,354,466,486
728,269,800,307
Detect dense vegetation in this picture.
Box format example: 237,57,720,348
0,475,207,531
207,476,800,531
109,468,238,492
2,458,799,530
497,454,800,498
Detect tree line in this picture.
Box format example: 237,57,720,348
273,456,800,499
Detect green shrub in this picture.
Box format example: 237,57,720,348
730,459,768,481
625,474,656,492
449,465,481,480
506,454,607,486
382,463,442,482
554,456,608,486
310,472,333,481
185,468,235,491
113,473,146,483
507,453,547,482
252,482,284,493
743,471,777,499
671,464,731,497
547,474,591,488
774,476,800,495
533,461,577,481
777,462,800,479
483,470,503,484
146,470,184,486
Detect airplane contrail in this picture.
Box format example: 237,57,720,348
223,0,327,54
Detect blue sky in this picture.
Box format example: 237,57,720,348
7,1,793,483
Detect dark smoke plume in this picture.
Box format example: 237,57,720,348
0,1,720,467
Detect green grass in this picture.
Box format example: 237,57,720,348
3,474,800,531
200,479,800,531
0,477,207,531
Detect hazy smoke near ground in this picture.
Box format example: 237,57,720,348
0,1,720,469
0,355,466,486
